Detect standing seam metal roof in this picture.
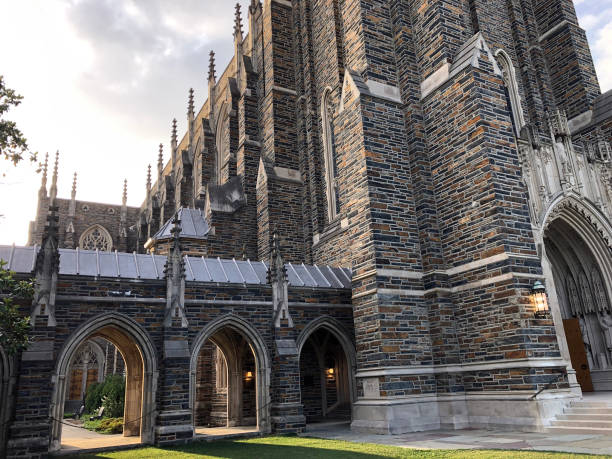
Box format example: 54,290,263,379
152,208,210,241
0,245,351,289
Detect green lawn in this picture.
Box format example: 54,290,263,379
74,435,605,458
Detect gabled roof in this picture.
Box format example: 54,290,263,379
0,245,352,289
152,207,209,241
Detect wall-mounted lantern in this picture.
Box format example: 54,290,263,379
326,367,334,378
532,280,550,318
245,371,253,382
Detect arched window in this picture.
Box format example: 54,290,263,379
79,225,113,251
214,346,227,389
215,105,230,185
495,49,526,136
321,89,340,221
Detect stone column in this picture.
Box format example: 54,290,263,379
267,235,305,433
156,215,193,445
8,207,60,457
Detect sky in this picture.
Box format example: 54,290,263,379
0,0,611,246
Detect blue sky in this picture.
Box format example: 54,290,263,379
0,0,610,246
575,0,612,92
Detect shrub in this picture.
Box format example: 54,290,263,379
101,374,125,418
84,417,123,434
85,381,104,414
84,374,125,417
99,417,124,434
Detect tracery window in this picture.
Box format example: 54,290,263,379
321,89,340,221
495,49,525,136
79,225,113,251
215,347,227,389
215,105,230,185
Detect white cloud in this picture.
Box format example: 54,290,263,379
593,21,612,92
0,0,249,245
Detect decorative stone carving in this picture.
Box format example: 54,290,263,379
80,225,113,252
579,317,595,370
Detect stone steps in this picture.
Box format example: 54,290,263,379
546,398,612,434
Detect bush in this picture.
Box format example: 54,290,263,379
85,382,104,414
102,375,125,418
84,374,125,417
84,417,123,434
99,417,124,434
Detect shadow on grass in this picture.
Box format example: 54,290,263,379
74,438,402,459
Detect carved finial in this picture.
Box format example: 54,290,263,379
158,143,164,171
71,172,77,199
49,150,59,202
208,50,216,82
250,0,261,14
234,3,243,38
36,205,60,274
146,164,152,192
171,211,182,246
122,179,128,206
267,231,287,284
40,153,48,192
188,88,194,117
171,118,178,148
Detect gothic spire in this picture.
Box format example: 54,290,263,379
49,150,59,203
171,118,178,150
234,3,243,38
146,164,152,193
122,179,128,206
71,172,77,200
39,152,49,195
157,143,164,181
208,50,216,82
188,88,194,118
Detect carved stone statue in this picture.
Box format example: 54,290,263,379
598,312,612,368
579,316,595,370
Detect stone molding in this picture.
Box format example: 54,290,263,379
355,357,568,378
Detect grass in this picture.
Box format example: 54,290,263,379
73,435,604,458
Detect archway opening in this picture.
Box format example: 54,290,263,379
299,327,352,425
545,218,612,392
53,324,151,452
193,326,259,437
64,338,125,415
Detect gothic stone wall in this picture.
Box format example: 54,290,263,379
6,272,352,457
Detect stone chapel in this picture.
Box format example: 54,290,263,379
2,0,612,457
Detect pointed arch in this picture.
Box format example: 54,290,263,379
79,224,113,252
321,88,340,221
543,195,612,318
495,49,526,136
296,316,356,404
49,313,158,451
190,314,270,433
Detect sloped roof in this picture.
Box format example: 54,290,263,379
152,207,210,241
0,245,352,289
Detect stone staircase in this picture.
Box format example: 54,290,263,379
547,398,612,434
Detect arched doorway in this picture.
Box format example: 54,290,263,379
297,318,356,425
49,314,157,452
190,315,270,436
63,338,125,415
545,216,612,392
